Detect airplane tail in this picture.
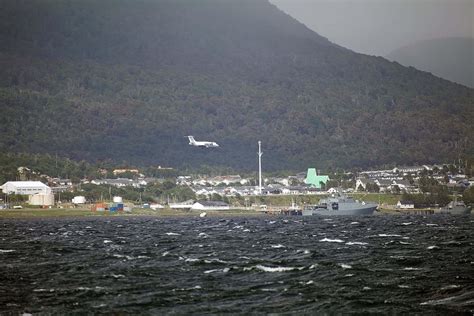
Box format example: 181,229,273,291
187,136,196,144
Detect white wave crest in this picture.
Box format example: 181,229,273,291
204,268,230,274
319,238,344,243
271,244,285,249
112,254,147,260
254,265,297,273
345,242,369,246
441,285,460,290
204,258,227,264
420,293,471,306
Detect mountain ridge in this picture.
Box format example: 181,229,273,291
386,37,474,88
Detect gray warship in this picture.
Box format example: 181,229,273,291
439,199,472,215
302,192,377,216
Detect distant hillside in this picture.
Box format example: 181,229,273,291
0,0,472,171
387,37,474,88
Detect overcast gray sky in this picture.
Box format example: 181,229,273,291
270,0,474,56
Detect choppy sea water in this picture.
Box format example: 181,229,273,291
0,215,473,314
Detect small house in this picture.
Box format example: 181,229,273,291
396,200,415,209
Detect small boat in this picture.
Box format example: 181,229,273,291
302,192,377,216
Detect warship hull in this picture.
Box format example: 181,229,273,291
439,206,472,215
302,204,377,216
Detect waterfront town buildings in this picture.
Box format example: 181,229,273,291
1,163,471,208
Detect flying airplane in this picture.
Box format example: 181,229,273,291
187,136,219,148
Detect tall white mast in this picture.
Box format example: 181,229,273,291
258,141,262,195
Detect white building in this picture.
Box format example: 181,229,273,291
169,199,195,209
327,187,338,194
72,196,87,204
1,181,51,195
190,201,230,211
396,200,415,209
150,203,165,210
29,193,54,206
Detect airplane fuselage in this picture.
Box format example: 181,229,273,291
187,136,219,148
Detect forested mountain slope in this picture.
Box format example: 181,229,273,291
0,0,472,171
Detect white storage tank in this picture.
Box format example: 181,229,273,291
113,196,123,203
28,193,54,206
72,196,86,204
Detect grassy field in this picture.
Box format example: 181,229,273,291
0,208,96,218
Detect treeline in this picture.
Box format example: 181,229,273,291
0,153,178,184
59,182,195,204
0,153,98,184
462,187,474,205
401,174,474,207
402,191,451,208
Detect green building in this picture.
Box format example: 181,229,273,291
305,168,329,189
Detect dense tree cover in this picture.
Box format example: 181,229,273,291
402,189,451,208
365,183,380,193
0,152,171,183
46,182,194,204
418,176,442,193
1,194,28,204
0,0,472,171
76,182,195,203
0,152,102,184
462,187,474,205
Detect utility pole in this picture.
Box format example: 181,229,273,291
258,141,262,195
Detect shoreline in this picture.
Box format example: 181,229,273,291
1,207,470,219
0,208,266,219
